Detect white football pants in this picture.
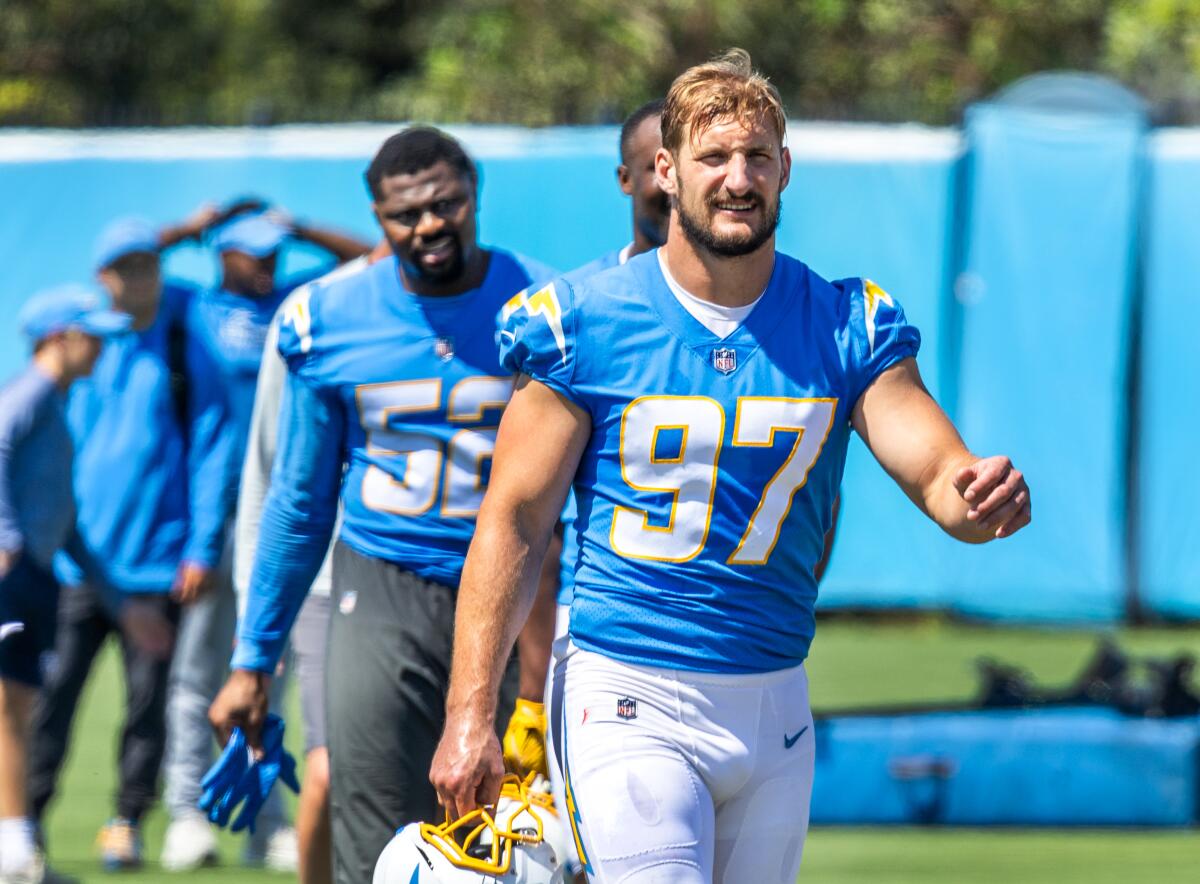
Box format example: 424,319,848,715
552,642,814,883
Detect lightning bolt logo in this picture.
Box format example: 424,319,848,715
282,286,315,354
862,279,893,359
501,284,568,364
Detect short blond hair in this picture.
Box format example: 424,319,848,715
661,48,787,154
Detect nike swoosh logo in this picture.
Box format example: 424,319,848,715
499,330,516,342
784,725,809,749
0,622,25,642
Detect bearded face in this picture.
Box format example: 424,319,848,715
664,116,788,259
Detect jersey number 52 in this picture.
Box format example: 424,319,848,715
355,376,512,517
611,395,837,566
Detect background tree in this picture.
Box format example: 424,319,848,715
1,0,1198,127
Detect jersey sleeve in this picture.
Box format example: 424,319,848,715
231,366,344,673
841,277,921,407
498,278,583,407
275,283,320,376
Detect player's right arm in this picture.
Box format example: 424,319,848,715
210,337,345,747
432,374,590,819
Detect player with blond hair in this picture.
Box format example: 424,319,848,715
431,50,1030,883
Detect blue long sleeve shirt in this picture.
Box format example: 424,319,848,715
0,364,74,569
55,283,235,594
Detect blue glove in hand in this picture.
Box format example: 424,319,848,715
198,714,300,834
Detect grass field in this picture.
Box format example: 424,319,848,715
41,617,1200,883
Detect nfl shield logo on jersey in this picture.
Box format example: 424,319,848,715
711,347,737,374
434,336,455,362
616,697,638,720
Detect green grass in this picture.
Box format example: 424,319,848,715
41,618,1200,882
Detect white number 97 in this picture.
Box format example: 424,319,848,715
610,395,837,566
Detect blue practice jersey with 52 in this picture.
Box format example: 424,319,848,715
233,249,555,673
501,250,919,674
278,251,555,579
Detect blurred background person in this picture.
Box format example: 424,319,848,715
0,286,130,884
25,214,232,872
162,210,370,871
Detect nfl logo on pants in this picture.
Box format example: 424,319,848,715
712,347,737,374
616,697,638,720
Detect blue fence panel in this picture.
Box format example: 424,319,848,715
1138,131,1200,618
0,125,627,379
781,127,964,609
944,103,1146,622
5,120,1194,622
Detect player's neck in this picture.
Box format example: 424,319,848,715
661,225,775,308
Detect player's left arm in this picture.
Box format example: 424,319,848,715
852,357,1030,543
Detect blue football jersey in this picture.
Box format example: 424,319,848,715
233,249,554,672
280,250,554,580
501,250,919,673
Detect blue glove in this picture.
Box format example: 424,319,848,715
199,714,300,834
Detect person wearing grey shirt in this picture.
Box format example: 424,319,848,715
0,284,130,884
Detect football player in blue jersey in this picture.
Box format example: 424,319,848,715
208,127,557,884
431,50,1031,884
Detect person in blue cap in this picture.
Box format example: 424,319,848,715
162,209,369,872
24,211,240,872
0,285,132,884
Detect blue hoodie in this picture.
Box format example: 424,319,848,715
55,283,234,595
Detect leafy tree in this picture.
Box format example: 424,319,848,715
2,0,1199,127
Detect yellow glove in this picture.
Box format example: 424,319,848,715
502,697,548,779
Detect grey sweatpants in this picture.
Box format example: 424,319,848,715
326,542,518,884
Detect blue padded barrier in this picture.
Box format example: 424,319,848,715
811,708,1200,826
782,127,964,610
1137,130,1200,618
943,103,1147,622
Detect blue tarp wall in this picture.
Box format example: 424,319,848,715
0,110,1195,623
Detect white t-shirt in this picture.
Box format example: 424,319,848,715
657,249,764,340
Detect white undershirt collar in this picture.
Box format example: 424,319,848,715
657,248,765,340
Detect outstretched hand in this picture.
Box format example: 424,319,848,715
954,456,1031,540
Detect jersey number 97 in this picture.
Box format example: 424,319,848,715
611,395,837,566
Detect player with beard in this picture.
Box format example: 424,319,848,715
431,50,1030,883
208,127,555,884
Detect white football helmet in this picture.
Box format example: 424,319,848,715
374,775,569,884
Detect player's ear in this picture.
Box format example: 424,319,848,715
779,145,792,192
655,147,677,196
617,164,633,196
